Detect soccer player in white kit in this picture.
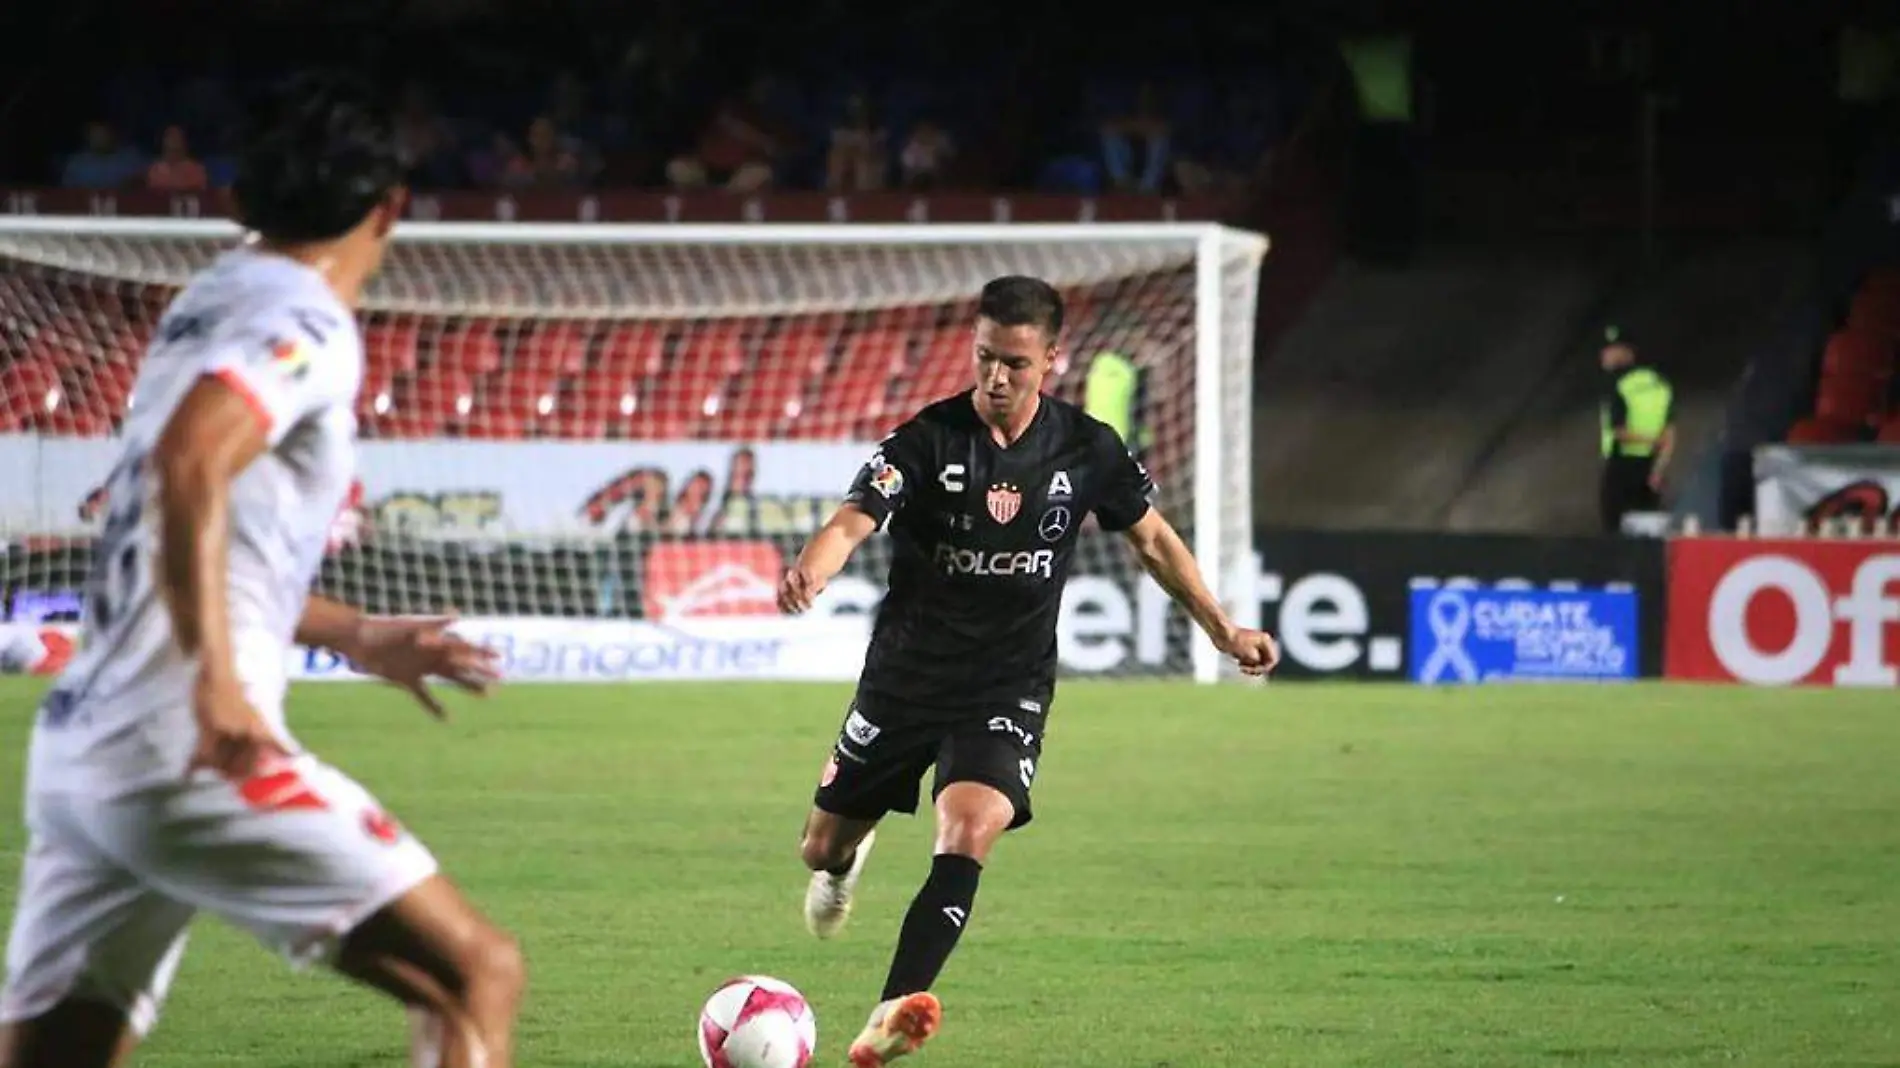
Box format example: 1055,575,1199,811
0,74,524,1068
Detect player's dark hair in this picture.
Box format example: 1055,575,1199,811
977,276,1064,341
233,71,401,244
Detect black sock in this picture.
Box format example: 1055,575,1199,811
880,853,983,1001
824,848,856,878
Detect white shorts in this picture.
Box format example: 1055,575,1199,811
0,754,438,1036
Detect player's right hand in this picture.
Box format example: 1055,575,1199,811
188,671,290,781
778,565,827,614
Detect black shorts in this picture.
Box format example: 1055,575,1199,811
812,690,1049,831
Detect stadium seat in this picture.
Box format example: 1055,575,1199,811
374,368,475,439
0,357,60,431
546,380,613,440
511,321,591,380
1847,283,1900,339
787,328,910,439
597,322,670,380
1822,329,1896,379
483,322,591,435
435,321,504,376
362,318,422,402
1878,415,1900,444
571,324,665,440
890,329,974,414
1784,415,1863,444
1814,369,1889,427
709,318,837,440
710,360,808,440
631,320,751,439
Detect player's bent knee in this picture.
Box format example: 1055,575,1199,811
800,828,863,873
456,926,525,1002
798,834,841,872
798,810,871,872
933,783,1015,859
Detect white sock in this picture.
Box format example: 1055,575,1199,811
409,1008,443,1068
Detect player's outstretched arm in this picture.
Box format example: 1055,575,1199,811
1120,508,1280,676
779,505,879,614
294,597,502,718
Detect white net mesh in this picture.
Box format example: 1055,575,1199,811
0,220,1266,681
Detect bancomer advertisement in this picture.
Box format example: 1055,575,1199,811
291,616,875,683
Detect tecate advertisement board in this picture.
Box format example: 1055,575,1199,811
1234,531,1665,681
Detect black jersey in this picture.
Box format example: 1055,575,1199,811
841,390,1155,715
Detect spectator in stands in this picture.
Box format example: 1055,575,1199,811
145,125,209,193
501,115,590,188
1100,83,1172,193
1598,326,1676,534
393,82,464,188
826,92,889,192
665,76,785,192
1174,86,1281,195
899,118,956,189
467,130,524,188
546,69,622,155
61,121,145,190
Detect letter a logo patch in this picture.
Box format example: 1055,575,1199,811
986,483,1021,524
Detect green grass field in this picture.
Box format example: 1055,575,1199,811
1,677,1897,1067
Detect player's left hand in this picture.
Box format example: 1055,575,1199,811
348,615,501,719
1217,627,1280,677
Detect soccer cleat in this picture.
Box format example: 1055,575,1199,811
804,829,876,939
847,992,941,1067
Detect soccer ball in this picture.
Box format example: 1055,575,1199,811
697,975,817,1068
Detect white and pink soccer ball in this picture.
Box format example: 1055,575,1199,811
697,975,817,1068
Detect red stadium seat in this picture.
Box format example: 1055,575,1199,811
711,361,808,440
1814,369,1889,427
1784,415,1862,444
545,381,612,440
632,320,750,439
891,329,973,414
376,369,474,439
434,321,503,376
597,322,670,380
1847,284,1900,339
1822,330,1896,379
512,321,590,379
0,357,61,431
788,328,909,439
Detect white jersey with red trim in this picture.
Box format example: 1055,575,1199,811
30,245,363,799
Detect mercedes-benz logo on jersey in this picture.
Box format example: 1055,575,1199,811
1038,506,1071,542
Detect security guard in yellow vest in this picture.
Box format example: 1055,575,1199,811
1084,349,1150,457
1598,326,1675,532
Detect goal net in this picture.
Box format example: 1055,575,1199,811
0,219,1267,683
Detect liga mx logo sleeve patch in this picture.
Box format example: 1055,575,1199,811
869,455,904,499
986,483,1022,524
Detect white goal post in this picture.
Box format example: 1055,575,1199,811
0,217,1268,684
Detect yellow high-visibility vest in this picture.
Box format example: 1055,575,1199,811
1602,366,1672,457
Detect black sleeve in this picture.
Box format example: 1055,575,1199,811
1091,427,1156,532
843,421,931,527
1605,386,1629,430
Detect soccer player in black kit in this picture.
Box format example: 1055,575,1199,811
777,275,1280,1066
